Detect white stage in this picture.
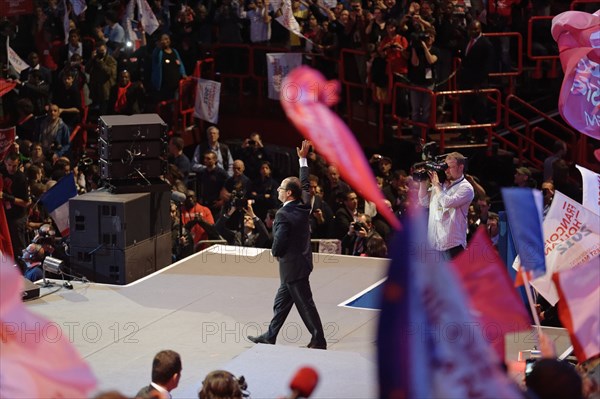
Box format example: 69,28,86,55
26,245,573,398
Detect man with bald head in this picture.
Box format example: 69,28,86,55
248,140,327,350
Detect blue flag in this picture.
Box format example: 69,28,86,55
40,174,78,236
501,188,546,279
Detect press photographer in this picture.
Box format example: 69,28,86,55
417,152,474,259
214,201,270,248
341,214,381,256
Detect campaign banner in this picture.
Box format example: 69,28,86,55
267,53,302,100
530,191,600,305
6,38,29,75
194,79,221,124
0,0,33,16
136,0,160,35
275,0,308,41
576,164,600,215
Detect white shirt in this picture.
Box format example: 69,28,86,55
150,382,171,399
418,175,474,251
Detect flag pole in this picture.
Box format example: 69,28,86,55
521,269,542,339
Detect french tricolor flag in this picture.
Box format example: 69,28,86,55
40,174,78,236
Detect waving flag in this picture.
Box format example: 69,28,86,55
0,126,16,161
40,174,78,236
451,227,532,360
6,37,29,75
553,256,600,362
0,256,97,398
378,211,521,398
551,10,600,139
275,0,307,41
69,0,87,16
137,0,160,35
281,66,400,230
502,188,546,279
123,0,137,43
62,0,70,44
575,164,600,216
0,179,13,259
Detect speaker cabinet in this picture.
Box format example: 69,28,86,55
98,114,167,141
70,190,152,249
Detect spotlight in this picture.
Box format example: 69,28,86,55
43,256,64,274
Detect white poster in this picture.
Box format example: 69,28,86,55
266,52,302,100
6,38,29,74
576,164,600,216
531,190,600,305
194,79,221,124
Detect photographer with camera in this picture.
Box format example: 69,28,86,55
417,152,474,259
341,214,382,256
180,190,216,250
407,27,439,141
215,200,270,248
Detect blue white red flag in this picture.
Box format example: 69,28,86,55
378,210,521,398
40,174,77,236
502,188,546,279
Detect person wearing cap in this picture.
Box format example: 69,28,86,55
418,151,474,259
514,167,535,188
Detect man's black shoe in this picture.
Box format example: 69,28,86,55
247,335,274,345
307,342,327,350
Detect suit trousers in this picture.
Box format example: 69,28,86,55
264,277,326,346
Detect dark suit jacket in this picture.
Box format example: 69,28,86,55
135,384,160,399
459,36,495,89
271,166,313,284
309,195,334,239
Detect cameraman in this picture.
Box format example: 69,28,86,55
215,202,270,248
341,214,381,256
407,27,439,141
417,152,474,259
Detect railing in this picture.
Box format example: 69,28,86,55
503,95,580,167
392,82,502,152
482,32,523,94
570,0,600,10
339,48,370,129
527,16,560,79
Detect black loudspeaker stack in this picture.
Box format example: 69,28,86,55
69,190,172,285
98,114,169,194
70,114,173,284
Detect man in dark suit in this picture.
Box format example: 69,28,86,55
136,350,182,399
458,20,494,143
248,140,327,350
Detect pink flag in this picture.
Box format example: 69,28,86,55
551,10,600,139
0,257,97,398
280,66,400,230
553,256,600,363
137,0,160,35
451,227,532,359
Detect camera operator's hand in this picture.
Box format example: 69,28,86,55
429,170,442,190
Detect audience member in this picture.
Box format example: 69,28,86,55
180,190,216,249
192,126,234,177
248,161,278,220
215,202,270,247
35,104,71,158
307,174,334,239
237,132,270,181
87,43,118,117
195,150,229,218
334,191,359,239
110,69,146,115
198,370,246,399
543,140,568,182
342,213,382,256
168,136,191,184
514,167,536,188
151,33,187,101
136,350,182,399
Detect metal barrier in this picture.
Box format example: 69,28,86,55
339,48,370,128
502,94,580,167
527,16,560,79
482,32,523,94
211,43,252,98
570,0,600,10
392,81,502,152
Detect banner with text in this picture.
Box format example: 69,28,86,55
576,164,600,216
531,190,600,305
194,78,221,124
267,53,302,100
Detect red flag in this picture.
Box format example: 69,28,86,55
0,126,16,161
280,66,400,230
553,256,600,363
0,177,13,259
451,227,532,359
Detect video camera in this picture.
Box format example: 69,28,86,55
411,141,448,182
